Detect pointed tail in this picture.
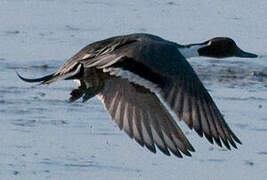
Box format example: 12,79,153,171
17,64,83,84
16,71,56,84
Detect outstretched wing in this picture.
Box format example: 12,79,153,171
97,77,194,157
160,69,241,149
82,40,241,149
17,34,241,151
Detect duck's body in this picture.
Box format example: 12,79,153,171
18,33,257,158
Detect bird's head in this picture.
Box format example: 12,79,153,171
197,37,258,58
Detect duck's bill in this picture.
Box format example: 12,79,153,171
237,48,258,58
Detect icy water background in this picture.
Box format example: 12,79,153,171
1,0,267,179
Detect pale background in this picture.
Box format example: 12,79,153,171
0,0,267,179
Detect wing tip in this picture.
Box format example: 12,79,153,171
145,144,156,154
232,134,242,145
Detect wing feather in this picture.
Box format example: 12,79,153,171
92,40,242,149
19,33,241,153
98,78,194,157
85,40,241,149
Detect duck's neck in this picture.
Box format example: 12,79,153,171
178,44,206,59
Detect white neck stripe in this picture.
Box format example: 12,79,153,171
178,44,206,58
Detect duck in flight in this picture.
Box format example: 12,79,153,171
17,33,257,158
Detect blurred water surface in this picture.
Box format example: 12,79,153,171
0,0,267,180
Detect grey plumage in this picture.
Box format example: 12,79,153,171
18,33,247,158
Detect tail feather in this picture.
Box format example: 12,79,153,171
17,64,83,84
16,71,56,84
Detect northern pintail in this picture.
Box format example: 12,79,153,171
17,33,257,158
